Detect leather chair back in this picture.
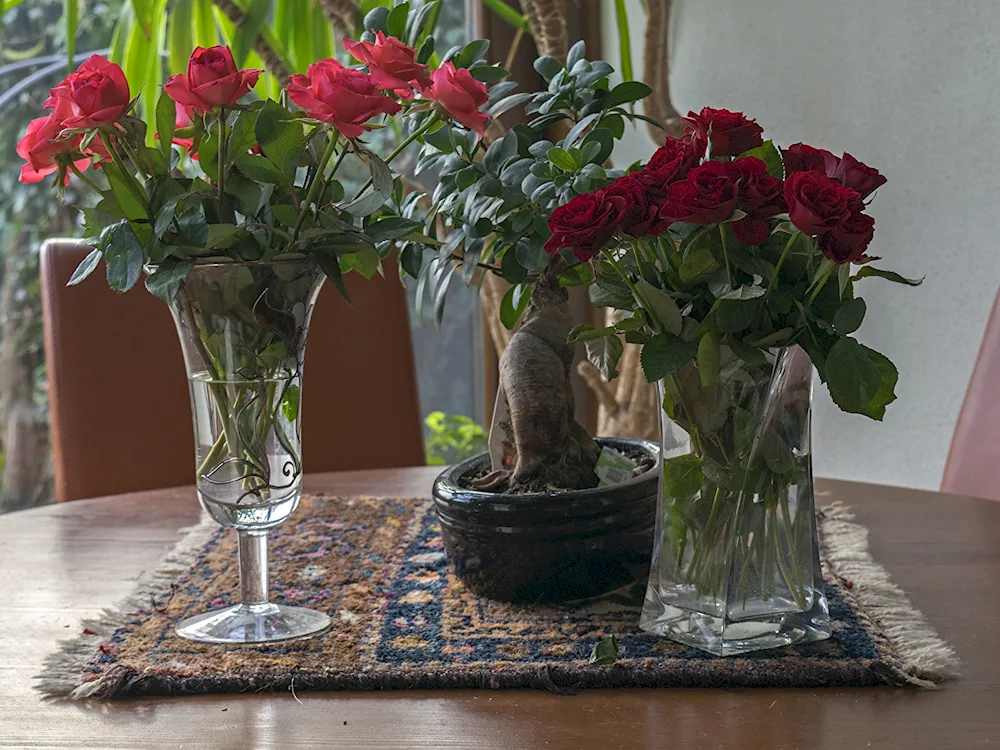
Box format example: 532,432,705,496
942,287,1000,501
41,239,424,503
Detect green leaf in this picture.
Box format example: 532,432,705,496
456,39,490,68
235,154,284,184
368,152,395,200
232,0,269,66
567,323,617,342
856,346,899,420
484,130,518,174
67,248,103,286
635,279,682,336
104,221,144,293
206,223,241,248
662,454,703,499
719,284,766,301
129,0,153,38
255,99,305,184
697,331,720,388
386,1,409,39
740,140,783,179
713,298,758,334
343,190,387,218
613,0,633,81
101,162,147,221
557,263,594,287
640,333,699,383
546,146,577,172
315,250,350,302
367,217,423,243
584,334,624,381
340,247,381,279
280,384,300,422
470,65,510,83
499,282,531,329
611,81,651,105
400,244,423,278
588,635,619,666
679,244,720,284
834,297,866,335
851,266,924,286
155,89,176,160
167,0,194,74
481,0,530,32
615,311,647,332
228,107,260,156
589,272,633,308
533,55,563,81
144,256,194,302
825,337,882,414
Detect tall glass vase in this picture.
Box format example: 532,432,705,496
639,345,831,655
166,259,331,644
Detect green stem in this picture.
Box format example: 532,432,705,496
67,161,102,193
99,131,150,213
767,232,799,295
349,114,440,202
718,224,733,288
806,258,835,306
217,109,229,223
290,130,340,245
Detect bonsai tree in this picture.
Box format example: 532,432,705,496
401,41,655,492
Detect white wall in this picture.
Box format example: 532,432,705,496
600,0,1000,490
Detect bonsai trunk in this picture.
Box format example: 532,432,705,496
473,272,601,493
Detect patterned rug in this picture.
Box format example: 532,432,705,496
40,495,959,699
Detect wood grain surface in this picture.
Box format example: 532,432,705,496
0,467,996,749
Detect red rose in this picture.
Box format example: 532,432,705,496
660,161,740,225
344,32,432,99
429,62,491,137
728,156,786,245
782,142,840,176
16,106,88,184
287,59,402,138
831,152,886,199
164,46,261,114
784,171,858,236
819,203,875,264
545,192,618,261
43,55,131,129
603,175,662,237
682,107,764,158
647,136,699,182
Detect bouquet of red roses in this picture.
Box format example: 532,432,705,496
546,108,920,648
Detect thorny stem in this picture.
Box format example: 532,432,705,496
67,161,101,193
99,131,150,214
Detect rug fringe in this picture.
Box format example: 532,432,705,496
36,512,218,699
820,502,960,688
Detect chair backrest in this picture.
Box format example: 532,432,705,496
41,239,424,503
942,286,1000,501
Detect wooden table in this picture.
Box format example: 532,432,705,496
1,467,997,749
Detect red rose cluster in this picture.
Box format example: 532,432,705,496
18,36,493,184
546,108,885,265
16,55,129,183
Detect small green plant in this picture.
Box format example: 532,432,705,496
424,411,488,466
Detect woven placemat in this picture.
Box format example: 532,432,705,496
40,495,959,699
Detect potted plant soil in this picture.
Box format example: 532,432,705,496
402,42,663,603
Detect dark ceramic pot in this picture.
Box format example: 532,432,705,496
431,437,659,603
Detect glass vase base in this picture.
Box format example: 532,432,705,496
175,602,332,644
639,586,832,656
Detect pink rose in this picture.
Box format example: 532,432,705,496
44,55,131,129
165,46,261,114
344,32,432,98
16,105,89,184
429,62,491,137
286,59,402,138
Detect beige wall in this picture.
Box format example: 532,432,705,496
600,0,1000,490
